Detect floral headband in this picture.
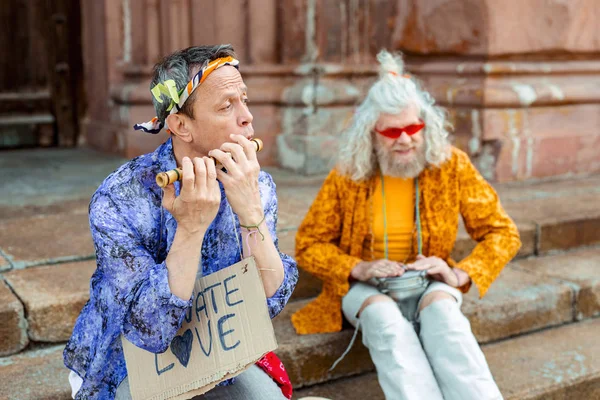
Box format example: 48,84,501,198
134,56,240,134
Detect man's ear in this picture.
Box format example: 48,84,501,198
166,114,193,143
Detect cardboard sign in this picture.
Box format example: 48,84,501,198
122,257,278,400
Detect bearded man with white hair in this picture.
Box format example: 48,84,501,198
291,50,521,400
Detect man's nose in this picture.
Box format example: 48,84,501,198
396,131,411,144
238,107,253,128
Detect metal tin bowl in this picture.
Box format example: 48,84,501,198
369,270,431,321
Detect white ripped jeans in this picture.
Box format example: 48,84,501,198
341,281,503,400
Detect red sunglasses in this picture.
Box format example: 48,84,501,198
375,120,425,139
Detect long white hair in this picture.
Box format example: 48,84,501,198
337,50,452,181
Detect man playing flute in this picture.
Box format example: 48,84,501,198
64,44,298,400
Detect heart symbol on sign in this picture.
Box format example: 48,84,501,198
170,329,193,368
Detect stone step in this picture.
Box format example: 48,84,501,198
4,317,600,400
294,318,600,400
0,280,28,356
512,247,600,321
274,247,600,388
0,344,70,400
3,261,96,344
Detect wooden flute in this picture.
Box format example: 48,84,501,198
155,138,264,188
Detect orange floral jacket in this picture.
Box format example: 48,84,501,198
291,147,521,335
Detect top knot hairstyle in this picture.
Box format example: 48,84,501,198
336,50,452,181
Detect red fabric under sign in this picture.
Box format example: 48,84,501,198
255,351,293,399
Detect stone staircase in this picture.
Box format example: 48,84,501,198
1,148,600,399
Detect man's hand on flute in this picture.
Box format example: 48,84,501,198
210,134,262,226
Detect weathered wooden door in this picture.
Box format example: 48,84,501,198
0,0,83,148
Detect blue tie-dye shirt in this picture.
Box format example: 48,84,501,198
64,138,298,399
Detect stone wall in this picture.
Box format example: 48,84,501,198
81,0,600,181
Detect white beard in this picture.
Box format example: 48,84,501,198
375,142,427,179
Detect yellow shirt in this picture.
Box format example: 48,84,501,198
371,176,415,262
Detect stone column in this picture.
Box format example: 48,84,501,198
276,0,382,174
79,0,123,152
